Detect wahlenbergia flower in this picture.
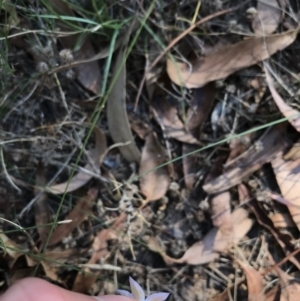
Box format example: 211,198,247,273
117,277,169,301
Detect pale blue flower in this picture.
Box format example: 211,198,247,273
117,277,169,301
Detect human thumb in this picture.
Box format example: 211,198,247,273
0,277,132,301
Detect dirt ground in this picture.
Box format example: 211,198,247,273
1,0,300,300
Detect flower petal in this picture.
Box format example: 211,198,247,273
145,292,170,301
129,277,145,301
117,289,134,298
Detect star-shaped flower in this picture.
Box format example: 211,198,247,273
117,277,169,301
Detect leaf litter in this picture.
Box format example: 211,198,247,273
2,1,300,300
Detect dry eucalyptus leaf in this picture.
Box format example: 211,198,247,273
139,132,170,202
48,188,98,246
271,151,300,231
167,30,297,88
174,208,252,265
236,259,265,301
265,67,300,132
252,0,282,36
238,184,300,270
152,99,200,145
51,0,102,94
73,214,125,293
269,213,296,228
107,21,141,163
34,162,51,245
47,127,107,194
203,124,287,194
210,192,232,229
183,83,216,189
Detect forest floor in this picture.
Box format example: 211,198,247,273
1,0,300,300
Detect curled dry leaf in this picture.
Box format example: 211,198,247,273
149,208,252,265
252,0,282,36
269,213,296,228
178,208,252,265
167,30,297,88
236,259,264,301
210,192,232,229
48,188,98,246
271,150,300,231
107,21,141,163
139,132,170,202
152,99,200,145
203,123,288,194
47,127,107,194
183,83,216,189
72,214,125,293
34,162,51,245
51,0,102,94
266,252,300,301
265,67,300,132
238,184,300,270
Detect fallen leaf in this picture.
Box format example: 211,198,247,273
47,126,107,194
283,141,300,161
210,192,232,229
236,259,264,301
50,0,102,94
266,251,300,301
150,208,252,265
152,99,200,145
187,83,217,139
107,21,141,163
252,0,282,36
34,162,51,245
167,30,297,88
178,208,252,265
128,112,152,140
238,184,300,270
139,132,170,202
269,213,296,228
183,83,216,189
0,233,23,267
48,188,98,246
72,214,125,293
203,123,288,194
265,67,300,132
271,150,300,231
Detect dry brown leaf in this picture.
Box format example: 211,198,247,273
107,21,141,163
0,233,60,282
266,252,300,301
210,192,232,229
238,184,300,270
271,151,300,231
47,127,107,194
177,208,252,265
51,0,102,94
152,99,200,145
48,188,98,246
203,124,288,194
236,259,265,301
183,83,216,189
34,162,51,245
269,213,296,228
128,113,152,140
284,141,300,161
265,67,300,132
149,208,252,265
72,214,125,293
167,31,297,88
252,0,282,36
139,132,170,202
0,233,23,267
